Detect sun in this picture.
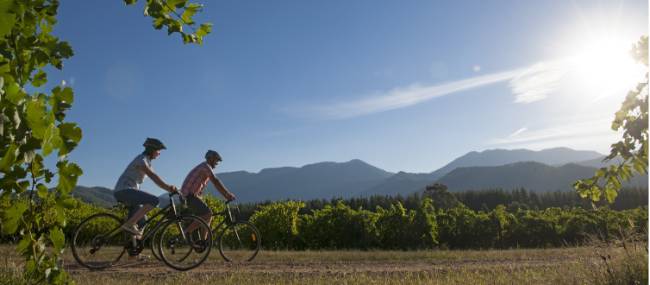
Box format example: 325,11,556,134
565,36,646,101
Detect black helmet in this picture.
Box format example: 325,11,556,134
143,138,166,150
205,150,222,161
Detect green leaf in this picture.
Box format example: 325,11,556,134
32,70,47,87
168,0,187,9
153,17,165,29
37,184,48,199
590,185,602,202
5,81,24,104
56,86,74,104
49,227,65,251
2,199,27,234
0,0,16,39
62,197,76,208
196,23,212,37
167,21,182,34
26,98,52,139
181,3,201,24
59,123,82,143
53,204,66,225
633,157,647,174
55,41,74,58
16,235,31,255
0,61,9,74
42,124,62,156
24,259,36,275
0,143,18,172
605,183,618,203
124,0,137,5
594,168,606,178
56,161,82,194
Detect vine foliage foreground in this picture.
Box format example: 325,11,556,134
0,0,210,283
574,36,649,204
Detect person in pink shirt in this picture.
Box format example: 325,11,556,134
181,150,236,238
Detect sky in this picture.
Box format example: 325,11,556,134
47,0,648,194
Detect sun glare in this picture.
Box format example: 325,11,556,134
566,36,646,101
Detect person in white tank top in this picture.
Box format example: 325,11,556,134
113,138,178,238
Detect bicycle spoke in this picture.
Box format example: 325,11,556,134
218,221,261,262
72,213,127,270
158,215,212,271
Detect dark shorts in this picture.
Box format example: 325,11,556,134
114,189,160,227
185,195,212,216
114,189,160,207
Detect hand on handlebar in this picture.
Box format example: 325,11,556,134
168,185,179,193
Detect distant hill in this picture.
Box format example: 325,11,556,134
362,147,605,196
207,159,394,202
437,161,648,192
573,156,623,168
360,172,436,196
71,186,116,208
429,147,604,180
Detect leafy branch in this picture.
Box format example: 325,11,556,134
125,0,213,44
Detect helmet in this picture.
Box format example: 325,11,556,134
143,138,166,150
205,150,222,161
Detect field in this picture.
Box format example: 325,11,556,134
1,245,633,285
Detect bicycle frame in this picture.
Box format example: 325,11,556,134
100,192,185,247
211,200,238,233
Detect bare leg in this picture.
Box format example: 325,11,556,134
185,214,212,239
201,214,212,239
125,204,154,226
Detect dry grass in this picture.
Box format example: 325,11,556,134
0,244,644,285
579,228,648,285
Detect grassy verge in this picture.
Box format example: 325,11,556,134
0,244,646,285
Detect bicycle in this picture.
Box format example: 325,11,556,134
211,200,261,262
71,192,212,271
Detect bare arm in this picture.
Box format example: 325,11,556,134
139,164,176,193
209,173,235,200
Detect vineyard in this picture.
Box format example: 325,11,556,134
2,195,645,251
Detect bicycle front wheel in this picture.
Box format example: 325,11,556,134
71,213,128,270
157,215,212,271
218,221,261,262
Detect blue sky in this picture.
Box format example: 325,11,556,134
48,0,648,193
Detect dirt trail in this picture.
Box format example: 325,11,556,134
64,253,583,276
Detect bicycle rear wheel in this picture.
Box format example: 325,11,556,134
71,213,128,270
218,221,261,262
150,225,163,261
157,215,212,271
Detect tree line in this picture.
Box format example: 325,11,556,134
233,186,648,220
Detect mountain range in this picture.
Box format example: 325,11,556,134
72,147,648,205
207,147,646,202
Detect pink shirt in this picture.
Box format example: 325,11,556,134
181,162,214,197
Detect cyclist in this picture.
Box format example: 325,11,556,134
181,150,236,238
114,138,178,238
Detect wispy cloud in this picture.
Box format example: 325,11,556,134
509,60,569,103
508,127,528,138
305,69,522,119
297,59,570,119
489,116,615,147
